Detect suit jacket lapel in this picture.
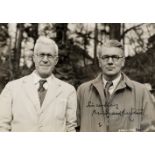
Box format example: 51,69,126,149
41,77,62,111
22,74,40,113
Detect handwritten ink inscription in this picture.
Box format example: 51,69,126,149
86,101,144,121
92,108,143,121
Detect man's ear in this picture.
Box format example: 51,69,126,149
121,58,125,68
54,56,59,65
98,58,102,68
32,54,35,63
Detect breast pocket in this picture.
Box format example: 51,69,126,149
55,99,67,120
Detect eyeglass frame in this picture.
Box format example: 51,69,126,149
34,53,58,60
99,55,124,62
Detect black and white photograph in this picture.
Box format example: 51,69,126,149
0,0,155,154
0,23,155,132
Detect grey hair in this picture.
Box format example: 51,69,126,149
34,36,58,56
97,40,124,58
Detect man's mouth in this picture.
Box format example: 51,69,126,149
40,65,50,67
106,67,115,71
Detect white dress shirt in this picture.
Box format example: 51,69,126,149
32,71,53,91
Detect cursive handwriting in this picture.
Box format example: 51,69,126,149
92,108,144,121
87,101,118,109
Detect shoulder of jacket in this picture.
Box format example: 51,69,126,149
6,75,30,87
131,80,145,89
129,80,148,95
54,77,76,90
78,79,94,91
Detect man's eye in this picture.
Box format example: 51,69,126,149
102,56,109,59
47,54,53,58
40,54,45,57
112,56,119,59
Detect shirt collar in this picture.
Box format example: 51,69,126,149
91,72,133,93
32,71,53,86
103,73,122,89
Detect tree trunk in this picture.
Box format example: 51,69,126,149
109,23,121,41
55,23,68,48
93,23,98,64
13,23,24,79
32,23,38,43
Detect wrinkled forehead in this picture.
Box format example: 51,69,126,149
99,46,124,56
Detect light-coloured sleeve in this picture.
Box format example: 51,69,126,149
65,86,77,132
0,83,13,131
140,88,155,131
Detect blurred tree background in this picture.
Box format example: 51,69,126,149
0,23,155,93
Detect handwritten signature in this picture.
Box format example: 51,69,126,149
92,108,144,121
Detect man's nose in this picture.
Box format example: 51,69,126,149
42,55,48,62
107,57,113,64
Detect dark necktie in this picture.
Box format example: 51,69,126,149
38,79,47,106
104,81,113,120
104,81,113,102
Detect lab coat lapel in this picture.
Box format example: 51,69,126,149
22,74,40,113
41,77,62,110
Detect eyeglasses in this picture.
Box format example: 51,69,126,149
35,53,57,59
99,55,124,62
